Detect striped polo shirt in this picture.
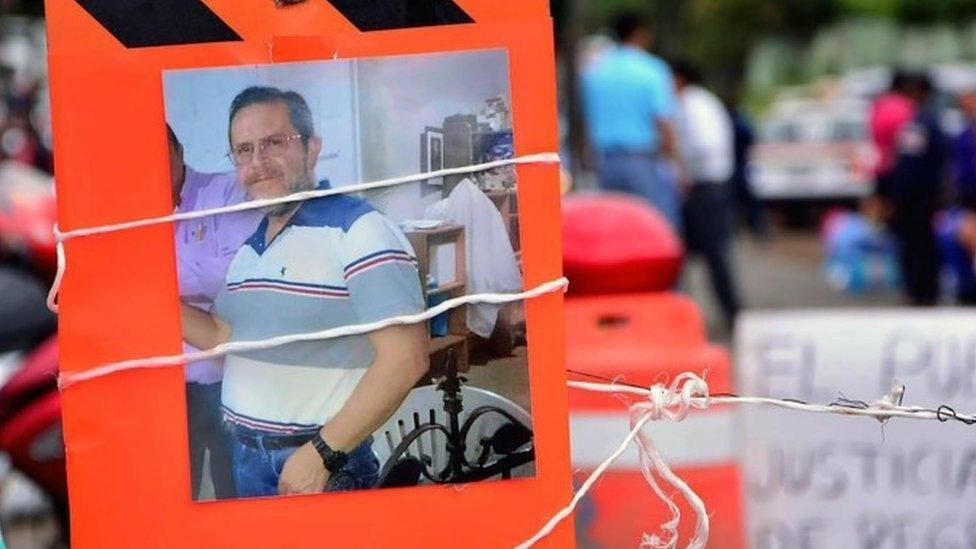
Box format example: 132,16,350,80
213,181,424,435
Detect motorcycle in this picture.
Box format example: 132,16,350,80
0,160,64,548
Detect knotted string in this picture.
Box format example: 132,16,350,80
520,372,976,548
518,374,711,549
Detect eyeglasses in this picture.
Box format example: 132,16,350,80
227,133,304,166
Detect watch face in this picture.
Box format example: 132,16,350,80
326,453,349,473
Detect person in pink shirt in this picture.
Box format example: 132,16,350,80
168,125,262,499
870,71,915,200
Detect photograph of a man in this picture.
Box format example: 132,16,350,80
180,86,429,499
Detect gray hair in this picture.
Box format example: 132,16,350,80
228,86,315,146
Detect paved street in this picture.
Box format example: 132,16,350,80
473,225,910,408
684,228,904,343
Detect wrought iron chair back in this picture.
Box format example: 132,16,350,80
373,384,533,485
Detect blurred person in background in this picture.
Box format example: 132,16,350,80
941,88,976,304
727,98,768,240
951,88,976,210
936,207,976,305
672,59,741,331
870,70,914,205
581,11,684,231
954,212,976,303
889,74,947,306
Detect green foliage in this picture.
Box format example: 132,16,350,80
580,0,842,95
889,0,976,24
578,0,976,96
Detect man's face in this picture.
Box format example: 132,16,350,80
229,101,321,204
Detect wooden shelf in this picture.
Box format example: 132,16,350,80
405,224,469,373
428,280,465,297
428,335,467,355
407,224,463,240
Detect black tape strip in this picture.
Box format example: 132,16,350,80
326,0,473,31
74,0,241,48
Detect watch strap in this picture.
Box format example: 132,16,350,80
310,433,349,473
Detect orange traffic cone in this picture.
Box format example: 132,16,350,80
566,292,745,549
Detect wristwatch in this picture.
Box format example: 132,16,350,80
310,432,348,473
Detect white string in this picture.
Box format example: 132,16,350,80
45,152,561,312
562,380,976,423
514,412,653,549
519,374,976,548
58,277,568,389
46,224,65,312
629,373,709,549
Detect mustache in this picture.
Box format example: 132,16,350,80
244,170,283,186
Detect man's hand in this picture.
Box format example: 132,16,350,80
278,443,330,495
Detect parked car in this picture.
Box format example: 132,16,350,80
749,98,876,201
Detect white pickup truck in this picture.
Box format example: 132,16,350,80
749,98,876,200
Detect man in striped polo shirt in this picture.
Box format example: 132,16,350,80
181,86,428,498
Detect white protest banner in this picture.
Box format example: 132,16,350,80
736,310,976,549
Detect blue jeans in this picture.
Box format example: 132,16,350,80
596,150,682,233
231,426,380,498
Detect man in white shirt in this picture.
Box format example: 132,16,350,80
672,60,742,330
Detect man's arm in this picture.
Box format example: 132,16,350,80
278,323,428,494
658,117,691,193
649,61,690,193
180,303,231,350
659,117,682,161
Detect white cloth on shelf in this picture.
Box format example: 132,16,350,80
424,178,522,337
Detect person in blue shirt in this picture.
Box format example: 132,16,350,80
947,90,976,304
952,90,976,209
729,103,768,239
581,11,685,231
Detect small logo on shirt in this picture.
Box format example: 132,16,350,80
280,266,287,276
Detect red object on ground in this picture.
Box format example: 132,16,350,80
0,391,65,498
0,336,66,500
562,193,683,295
565,293,745,549
0,336,59,425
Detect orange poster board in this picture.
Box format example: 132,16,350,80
43,1,572,547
